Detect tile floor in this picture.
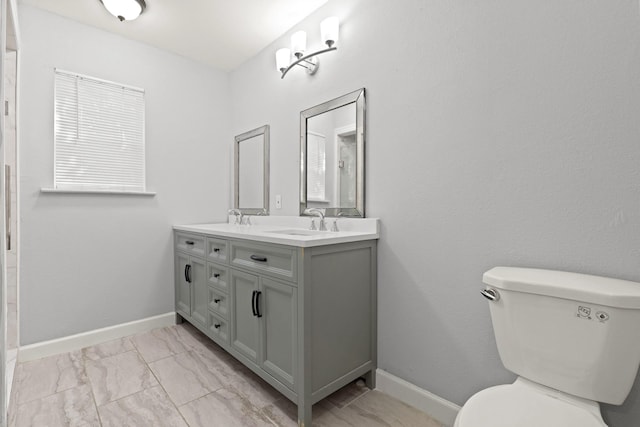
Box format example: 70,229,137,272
8,323,443,427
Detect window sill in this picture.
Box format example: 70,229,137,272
40,188,156,196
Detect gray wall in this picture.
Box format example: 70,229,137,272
19,5,231,344
229,1,640,426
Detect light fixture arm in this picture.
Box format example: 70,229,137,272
280,45,337,79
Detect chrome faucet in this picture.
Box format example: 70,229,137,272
227,208,243,225
331,211,347,232
306,208,327,231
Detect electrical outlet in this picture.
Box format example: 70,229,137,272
275,195,282,209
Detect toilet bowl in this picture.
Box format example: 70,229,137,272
454,377,606,427
454,267,640,427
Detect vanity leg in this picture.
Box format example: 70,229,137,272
363,370,376,389
297,401,312,427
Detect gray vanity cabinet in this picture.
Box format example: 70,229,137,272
230,269,297,390
230,269,261,363
174,229,377,427
175,248,207,329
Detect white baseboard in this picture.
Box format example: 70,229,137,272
18,312,176,363
376,369,460,427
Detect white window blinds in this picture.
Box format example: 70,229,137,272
54,70,146,192
306,132,326,201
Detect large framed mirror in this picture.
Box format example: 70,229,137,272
234,125,270,215
300,88,365,217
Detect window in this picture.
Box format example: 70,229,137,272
306,131,326,201
54,69,146,192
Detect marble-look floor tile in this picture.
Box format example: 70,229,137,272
16,351,86,405
82,337,135,361
98,386,188,427
179,388,273,427
261,397,299,427
227,363,283,410
86,350,158,406
325,379,370,409
131,327,190,363
262,398,336,427
14,384,100,427
149,350,233,406
8,363,22,427
172,323,232,358
344,390,443,427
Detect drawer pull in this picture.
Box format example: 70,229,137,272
250,255,267,262
214,323,221,329
185,240,195,245
214,299,221,303
214,273,220,278
213,248,220,253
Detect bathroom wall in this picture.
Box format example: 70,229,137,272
18,5,231,345
229,1,640,426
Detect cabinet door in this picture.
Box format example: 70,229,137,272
230,270,260,364
190,257,208,328
175,252,191,317
260,277,297,390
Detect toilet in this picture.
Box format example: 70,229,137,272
454,267,640,427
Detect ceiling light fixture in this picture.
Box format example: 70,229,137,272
100,0,146,22
276,17,339,79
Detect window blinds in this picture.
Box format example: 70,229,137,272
306,132,326,201
54,70,146,192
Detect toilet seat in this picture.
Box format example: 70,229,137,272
454,378,607,427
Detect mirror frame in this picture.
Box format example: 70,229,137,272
300,88,365,217
234,124,270,215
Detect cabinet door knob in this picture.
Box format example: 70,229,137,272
250,255,267,262
214,299,221,303
214,323,221,329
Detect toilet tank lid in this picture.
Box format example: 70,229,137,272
483,267,640,309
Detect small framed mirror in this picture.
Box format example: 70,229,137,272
234,125,270,215
300,88,365,217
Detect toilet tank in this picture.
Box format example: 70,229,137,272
483,267,640,405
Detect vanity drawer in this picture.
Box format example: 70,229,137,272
208,287,229,319
175,233,205,257
207,312,229,346
207,263,229,293
207,237,228,264
230,240,297,283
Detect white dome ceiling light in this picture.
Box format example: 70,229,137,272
100,0,146,22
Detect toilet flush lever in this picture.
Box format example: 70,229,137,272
481,288,500,302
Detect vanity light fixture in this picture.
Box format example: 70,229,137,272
100,0,146,22
276,17,340,79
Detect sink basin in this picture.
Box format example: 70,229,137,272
266,229,329,236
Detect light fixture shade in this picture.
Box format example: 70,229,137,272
276,48,291,71
291,31,307,57
321,17,339,47
100,0,146,21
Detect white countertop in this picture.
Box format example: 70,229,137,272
174,216,379,248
